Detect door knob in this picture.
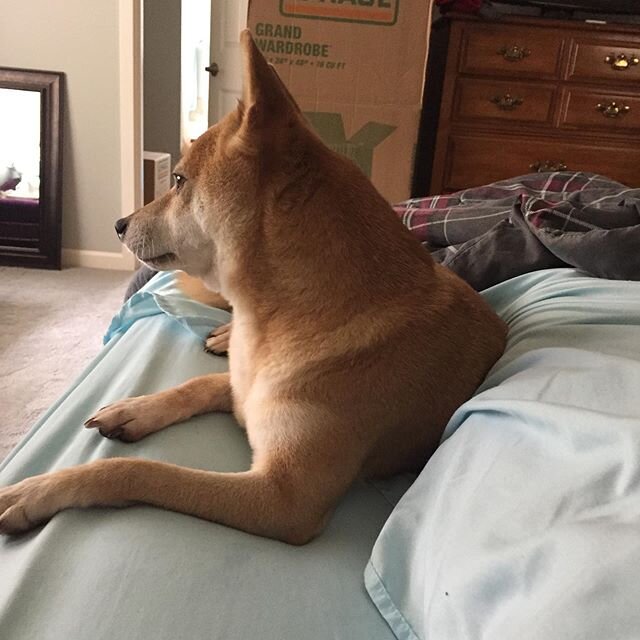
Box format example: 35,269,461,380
205,62,220,77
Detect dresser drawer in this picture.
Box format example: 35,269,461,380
561,89,640,134
440,134,640,192
454,78,555,125
569,39,640,83
459,23,565,79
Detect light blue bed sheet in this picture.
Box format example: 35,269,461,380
0,272,413,640
366,269,640,640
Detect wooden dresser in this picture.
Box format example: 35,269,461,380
414,14,640,195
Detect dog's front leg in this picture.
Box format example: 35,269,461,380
0,456,335,544
85,372,231,442
204,322,232,355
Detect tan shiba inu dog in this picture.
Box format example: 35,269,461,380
0,32,507,543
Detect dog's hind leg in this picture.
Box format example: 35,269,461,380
84,372,232,442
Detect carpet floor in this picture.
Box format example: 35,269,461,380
0,266,132,462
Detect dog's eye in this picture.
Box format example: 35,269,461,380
173,173,187,193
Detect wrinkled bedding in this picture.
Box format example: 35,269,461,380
5,268,640,639
366,269,640,640
396,172,640,289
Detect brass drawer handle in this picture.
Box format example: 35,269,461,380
596,101,631,118
604,53,639,70
490,94,524,111
498,45,531,62
530,160,567,173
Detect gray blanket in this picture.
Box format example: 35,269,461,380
396,172,640,290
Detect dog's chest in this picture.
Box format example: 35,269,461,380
229,319,291,438
228,319,260,427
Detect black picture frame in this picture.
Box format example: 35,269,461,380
0,67,64,269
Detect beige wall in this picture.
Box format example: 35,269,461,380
0,0,125,254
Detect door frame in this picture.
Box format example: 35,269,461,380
118,0,142,270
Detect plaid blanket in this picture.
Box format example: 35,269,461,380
395,172,640,290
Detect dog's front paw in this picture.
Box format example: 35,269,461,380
85,396,169,442
0,475,61,535
204,322,231,356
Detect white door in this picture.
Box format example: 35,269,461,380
207,0,248,125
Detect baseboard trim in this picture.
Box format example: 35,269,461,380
62,248,136,271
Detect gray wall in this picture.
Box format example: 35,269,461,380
144,0,182,168
0,0,124,253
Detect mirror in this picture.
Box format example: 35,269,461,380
0,68,63,269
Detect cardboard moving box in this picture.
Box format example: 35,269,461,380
143,151,172,205
247,0,432,203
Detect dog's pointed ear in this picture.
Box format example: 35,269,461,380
239,29,300,129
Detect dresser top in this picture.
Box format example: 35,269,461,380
440,12,640,36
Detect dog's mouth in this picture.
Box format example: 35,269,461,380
140,252,178,267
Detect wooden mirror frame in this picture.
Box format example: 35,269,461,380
0,68,64,269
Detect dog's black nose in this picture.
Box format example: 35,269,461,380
114,217,129,238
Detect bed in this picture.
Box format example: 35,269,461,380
2,173,640,639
